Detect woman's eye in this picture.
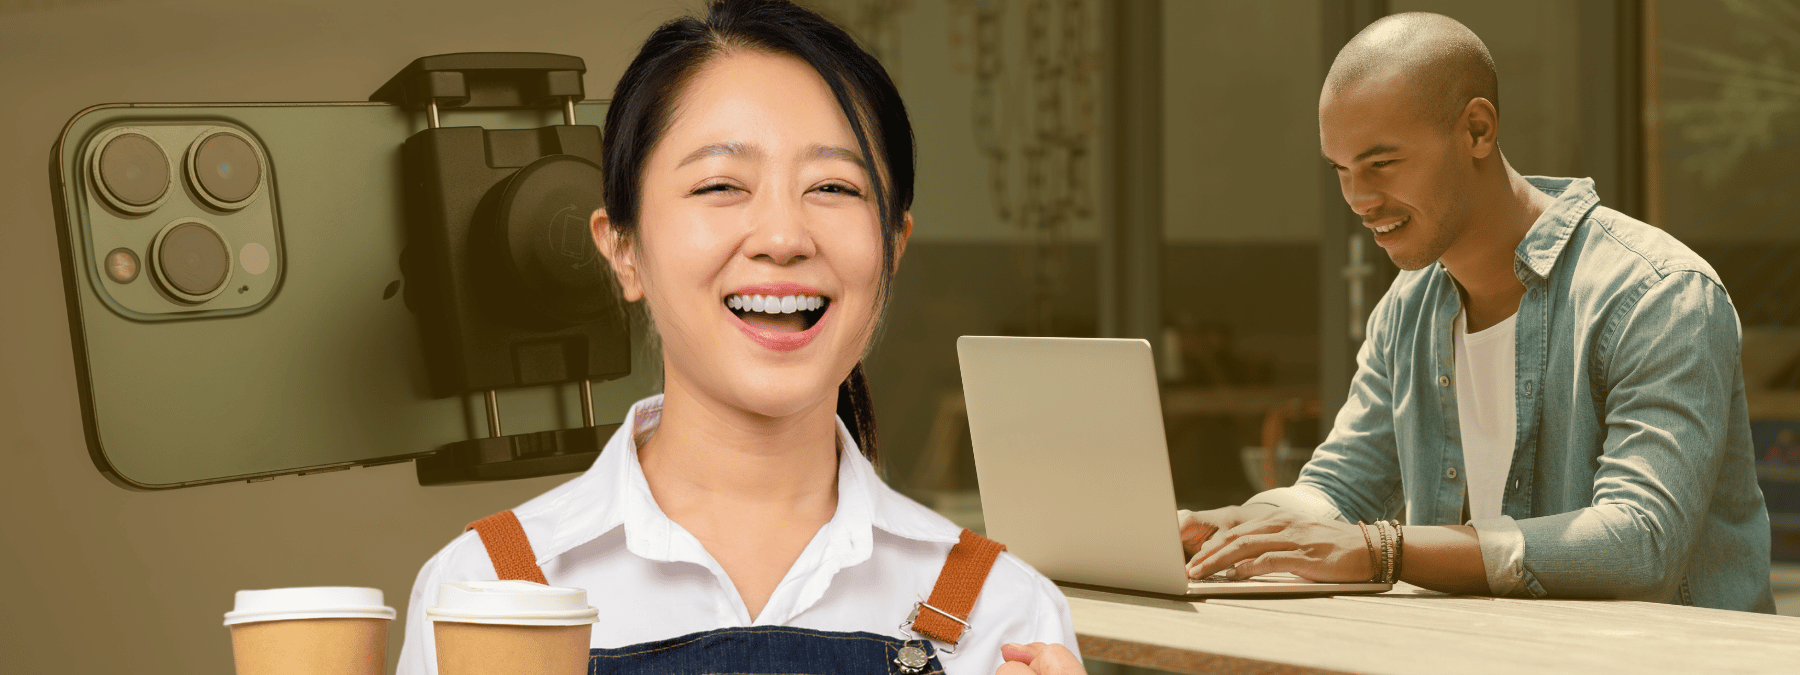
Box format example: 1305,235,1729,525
692,182,739,195
814,183,863,197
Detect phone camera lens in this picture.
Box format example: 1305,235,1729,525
96,132,170,211
151,219,232,302
189,131,262,207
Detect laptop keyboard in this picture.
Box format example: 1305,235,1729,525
1189,572,1307,584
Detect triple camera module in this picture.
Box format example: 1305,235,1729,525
81,123,280,318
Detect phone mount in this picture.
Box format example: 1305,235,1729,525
372,53,630,486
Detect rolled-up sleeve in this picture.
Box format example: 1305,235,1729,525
1507,271,1739,599
1467,516,1529,596
1247,485,1346,522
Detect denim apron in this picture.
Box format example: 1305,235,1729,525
465,510,1007,675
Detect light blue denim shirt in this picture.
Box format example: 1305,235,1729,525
1254,176,1774,613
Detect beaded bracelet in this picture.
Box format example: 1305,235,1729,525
1378,520,1395,584
1371,521,1383,584
1388,521,1398,583
1372,520,1388,584
1357,522,1380,583
1387,519,1406,582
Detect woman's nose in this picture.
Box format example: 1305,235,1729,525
742,193,816,265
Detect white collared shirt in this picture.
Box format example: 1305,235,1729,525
396,395,1078,675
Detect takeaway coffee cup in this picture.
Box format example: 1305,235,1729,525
223,586,396,675
428,580,598,675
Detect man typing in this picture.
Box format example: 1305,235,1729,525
1180,12,1775,612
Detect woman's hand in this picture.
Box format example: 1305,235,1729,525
997,642,1085,675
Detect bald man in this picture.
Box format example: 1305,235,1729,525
1179,13,1774,612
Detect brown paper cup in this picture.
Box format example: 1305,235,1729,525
223,587,396,675
434,621,592,675
231,617,388,675
427,580,598,675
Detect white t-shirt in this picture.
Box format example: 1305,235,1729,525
1453,310,1518,522
395,395,1077,675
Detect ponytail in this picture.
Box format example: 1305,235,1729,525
836,362,878,463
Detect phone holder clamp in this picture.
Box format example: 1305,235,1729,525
374,53,631,486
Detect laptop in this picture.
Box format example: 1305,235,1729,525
957,335,1392,597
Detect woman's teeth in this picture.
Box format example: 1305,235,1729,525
726,294,825,314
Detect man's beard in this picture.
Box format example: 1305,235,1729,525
1386,211,1465,271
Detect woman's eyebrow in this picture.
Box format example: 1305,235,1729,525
678,141,761,167
805,144,866,169
675,142,864,170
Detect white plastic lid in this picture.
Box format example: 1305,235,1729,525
224,587,396,626
426,580,598,626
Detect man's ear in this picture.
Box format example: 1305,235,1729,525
1462,97,1498,160
590,207,644,302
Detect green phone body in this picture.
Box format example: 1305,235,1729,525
50,100,645,490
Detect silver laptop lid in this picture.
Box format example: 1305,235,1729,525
958,336,1191,595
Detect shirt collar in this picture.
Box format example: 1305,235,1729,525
533,395,962,566
1513,176,1600,281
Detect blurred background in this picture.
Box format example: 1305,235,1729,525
2,1,1798,673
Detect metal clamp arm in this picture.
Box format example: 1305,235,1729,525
369,52,586,119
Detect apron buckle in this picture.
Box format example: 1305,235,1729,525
900,600,970,654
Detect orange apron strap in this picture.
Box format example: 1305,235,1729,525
910,529,1006,647
465,510,548,585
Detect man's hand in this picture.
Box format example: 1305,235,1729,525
1184,509,1375,582
1177,503,1277,560
997,642,1084,675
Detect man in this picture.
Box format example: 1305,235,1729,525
1180,12,1774,612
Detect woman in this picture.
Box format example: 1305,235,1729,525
396,2,1084,674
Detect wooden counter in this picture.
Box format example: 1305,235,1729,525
1065,582,1800,674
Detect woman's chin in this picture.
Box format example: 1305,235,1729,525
720,375,841,421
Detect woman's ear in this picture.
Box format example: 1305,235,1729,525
591,207,644,302
895,212,913,267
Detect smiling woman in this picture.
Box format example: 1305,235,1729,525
393,2,1083,675
597,47,895,444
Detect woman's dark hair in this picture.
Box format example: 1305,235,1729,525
602,0,914,463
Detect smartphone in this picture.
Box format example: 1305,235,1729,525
49,100,649,490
